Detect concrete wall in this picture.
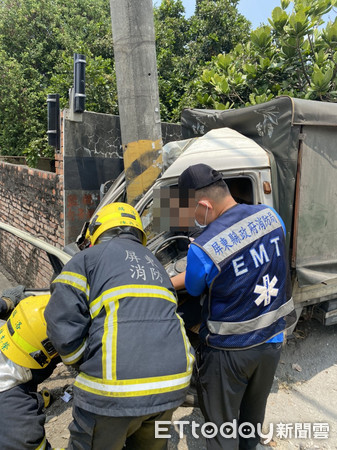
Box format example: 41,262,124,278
0,162,63,288
63,110,182,244
63,110,124,244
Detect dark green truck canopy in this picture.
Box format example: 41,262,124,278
181,96,337,287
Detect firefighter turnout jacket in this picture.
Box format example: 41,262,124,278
45,235,194,417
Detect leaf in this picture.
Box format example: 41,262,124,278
213,101,230,110
211,74,229,94
288,10,310,36
243,63,257,75
270,7,289,33
251,26,272,50
281,0,291,9
322,20,337,45
216,53,232,70
201,69,215,84
292,363,302,372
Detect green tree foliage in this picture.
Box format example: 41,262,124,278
189,0,337,110
154,0,251,121
2,0,336,166
0,0,115,165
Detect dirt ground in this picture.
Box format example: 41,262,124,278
41,316,337,450
0,265,336,449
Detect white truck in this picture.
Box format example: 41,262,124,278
94,96,337,328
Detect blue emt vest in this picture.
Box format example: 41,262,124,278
192,204,294,349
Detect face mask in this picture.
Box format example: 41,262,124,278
194,204,208,229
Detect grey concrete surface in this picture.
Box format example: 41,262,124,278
0,262,17,291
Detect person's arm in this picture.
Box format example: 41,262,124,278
172,245,217,297
171,271,186,291
44,255,91,367
0,285,27,318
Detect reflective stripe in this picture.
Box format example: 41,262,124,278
96,285,176,379
96,285,184,380
207,297,294,335
8,321,39,354
176,313,195,373
201,208,282,265
61,339,87,365
53,271,90,298
102,301,118,380
74,370,192,397
90,285,177,319
35,436,46,450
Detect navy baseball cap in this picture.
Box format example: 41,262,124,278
178,164,223,191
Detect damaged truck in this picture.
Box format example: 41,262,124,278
93,96,337,329
2,96,335,332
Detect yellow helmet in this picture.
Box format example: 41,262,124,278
85,202,147,246
0,295,57,369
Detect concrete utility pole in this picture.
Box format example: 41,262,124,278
110,0,163,205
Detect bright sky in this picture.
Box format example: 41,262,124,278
181,0,281,26
180,0,337,28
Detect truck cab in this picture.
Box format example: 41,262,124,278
136,127,274,243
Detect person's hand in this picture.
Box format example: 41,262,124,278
1,285,27,311
171,271,186,291
188,237,195,249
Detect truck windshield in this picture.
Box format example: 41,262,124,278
141,176,254,241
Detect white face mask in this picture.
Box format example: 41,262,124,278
194,204,208,229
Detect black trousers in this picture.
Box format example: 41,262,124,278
67,405,176,450
197,342,282,450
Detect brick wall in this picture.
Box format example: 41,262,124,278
0,162,64,288
0,111,183,288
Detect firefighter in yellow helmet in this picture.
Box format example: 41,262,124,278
0,294,59,450
45,203,194,450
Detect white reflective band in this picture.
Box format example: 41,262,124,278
61,340,87,364
207,297,294,335
90,285,176,318
104,301,117,380
176,313,195,373
53,271,90,298
201,208,282,264
75,372,192,394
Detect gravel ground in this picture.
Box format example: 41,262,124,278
42,317,337,450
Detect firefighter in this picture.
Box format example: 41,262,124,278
0,294,59,450
45,202,194,450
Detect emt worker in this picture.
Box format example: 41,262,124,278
0,294,59,450
171,164,295,450
45,202,194,450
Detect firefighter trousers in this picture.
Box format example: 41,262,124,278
0,382,51,450
67,405,176,450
